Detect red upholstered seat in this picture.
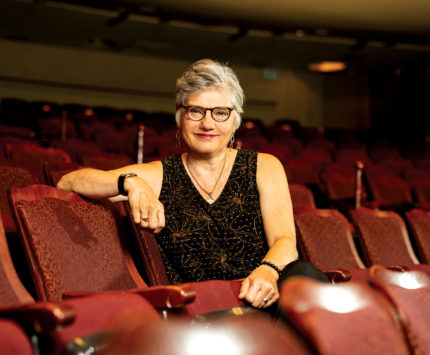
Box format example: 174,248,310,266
103,313,313,355
51,138,104,163
369,265,430,354
0,160,38,231
405,209,430,264
349,207,420,267
279,277,410,355
80,153,135,170
289,183,316,208
9,185,193,300
44,162,82,187
320,165,364,211
6,143,71,185
294,207,367,282
0,319,33,355
365,174,413,210
284,158,319,186
409,177,430,208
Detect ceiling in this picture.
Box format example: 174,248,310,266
1,0,430,72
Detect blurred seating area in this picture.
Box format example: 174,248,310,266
1,96,430,354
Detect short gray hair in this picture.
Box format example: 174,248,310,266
175,59,244,130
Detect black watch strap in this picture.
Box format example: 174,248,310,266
118,173,138,196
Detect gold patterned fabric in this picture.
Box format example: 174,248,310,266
158,150,267,283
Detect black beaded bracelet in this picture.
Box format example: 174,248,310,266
260,261,282,277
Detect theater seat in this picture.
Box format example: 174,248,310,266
6,143,72,185
0,319,33,355
279,277,410,355
289,183,316,209
80,153,135,170
9,185,198,353
404,209,430,264
103,313,313,355
294,207,368,282
0,160,38,231
349,207,420,268
369,265,430,354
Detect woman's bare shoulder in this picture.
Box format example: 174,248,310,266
256,152,284,173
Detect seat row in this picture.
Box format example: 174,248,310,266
1,185,430,354
2,136,430,216
293,205,430,282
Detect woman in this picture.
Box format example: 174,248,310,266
58,59,325,310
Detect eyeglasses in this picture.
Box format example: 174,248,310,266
181,105,234,122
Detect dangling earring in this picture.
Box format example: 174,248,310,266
229,134,235,149
176,130,181,147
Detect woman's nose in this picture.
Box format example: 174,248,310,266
200,110,215,129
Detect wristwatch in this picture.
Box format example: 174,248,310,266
117,173,138,196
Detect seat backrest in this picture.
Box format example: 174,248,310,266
288,183,316,208
80,154,135,170
0,218,35,306
410,177,430,205
369,265,430,355
43,162,82,187
280,277,410,355
294,208,365,271
349,207,419,267
0,160,38,231
284,158,318,185
51,138,104,163
104,313,313,355
366,175,413,205
405,209,430,264
321,170,356,201
9,185,147,301
124,203,170,286
6,144,71,184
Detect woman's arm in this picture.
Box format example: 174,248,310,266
57,161,165,232
239,153,298,308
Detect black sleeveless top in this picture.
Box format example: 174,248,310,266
157,149,268,283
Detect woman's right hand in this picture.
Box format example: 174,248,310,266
125,176,165,233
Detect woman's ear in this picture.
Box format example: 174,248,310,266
175,109,182,128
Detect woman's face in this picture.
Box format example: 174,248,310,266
179,87,236,156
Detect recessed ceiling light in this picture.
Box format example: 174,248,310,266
308,61,347,72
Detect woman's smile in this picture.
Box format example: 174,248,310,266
194,133,218,139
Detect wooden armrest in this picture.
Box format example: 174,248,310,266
63,285,196,310
387,265,409,272
0,302,75,333
325,269,352,283
130,286,196,309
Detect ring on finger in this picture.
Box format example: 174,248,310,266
263,298,268,304
141,217,149,221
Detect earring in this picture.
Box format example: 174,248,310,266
229,134,235,149
176,130,181,147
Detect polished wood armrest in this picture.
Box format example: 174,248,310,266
0,302,75,333
130,285,196,309
325,269,352,283
387,265,409,272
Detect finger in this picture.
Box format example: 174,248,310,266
129,200,141,224
262,288,279,308
157,204,165,229
246,279,261,304
153,207,165,234
239,278,250,299
148,206,158,230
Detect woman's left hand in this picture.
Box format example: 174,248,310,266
238,265,279,308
